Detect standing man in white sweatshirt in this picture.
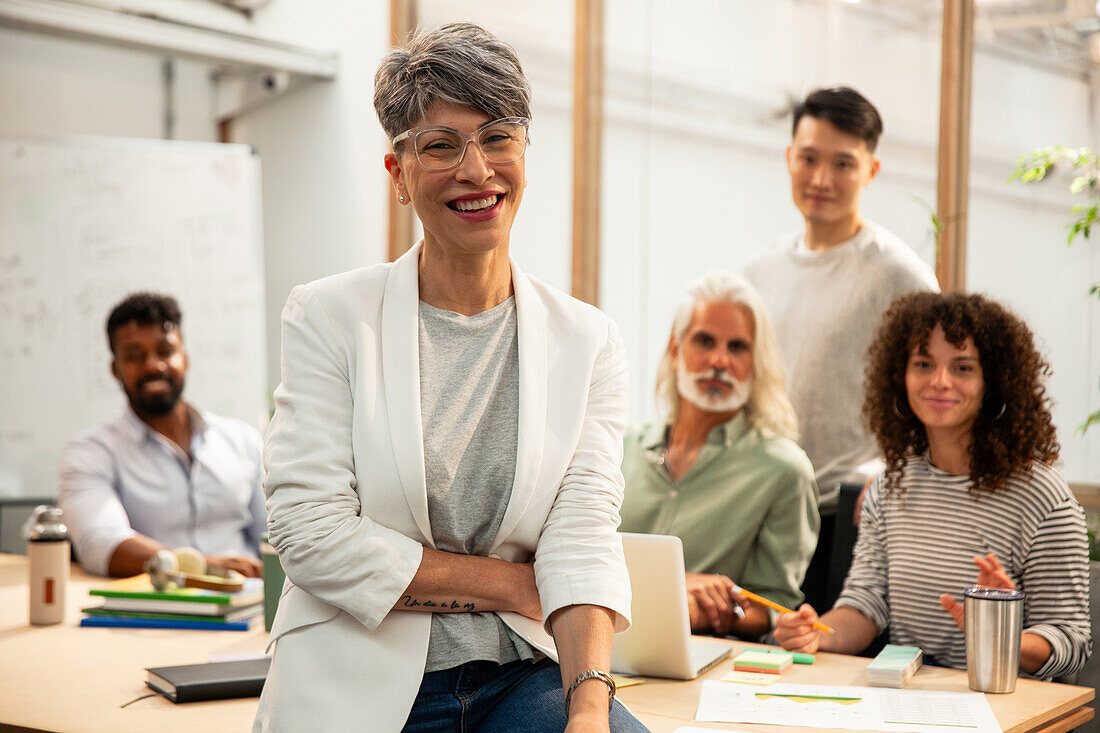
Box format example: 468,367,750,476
744,87,938,607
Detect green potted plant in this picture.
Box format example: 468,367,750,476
1011,146,1100,434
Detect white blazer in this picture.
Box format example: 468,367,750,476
254,244,632,732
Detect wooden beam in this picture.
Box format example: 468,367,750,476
935,0,974,292
571,0,603,306
387,0,417,262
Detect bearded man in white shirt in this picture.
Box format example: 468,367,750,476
58,292,265,577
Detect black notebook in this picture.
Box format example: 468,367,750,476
145,657,271,703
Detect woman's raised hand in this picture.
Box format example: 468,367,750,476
939,553,1015,631
972,552,1015,588
774,604,823,654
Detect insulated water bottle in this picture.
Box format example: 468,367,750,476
24,505,70,625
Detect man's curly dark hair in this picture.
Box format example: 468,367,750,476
106,292,182,355
863,291,1059,496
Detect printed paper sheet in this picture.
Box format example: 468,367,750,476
695,681,1001,732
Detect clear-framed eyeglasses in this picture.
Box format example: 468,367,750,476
392,117,530,171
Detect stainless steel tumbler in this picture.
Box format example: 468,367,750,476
964,585,1024,693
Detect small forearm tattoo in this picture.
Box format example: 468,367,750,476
400,595,476,611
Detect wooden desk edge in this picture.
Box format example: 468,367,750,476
0,723,56,733
1027,706,1094,733
1001,684,1094,733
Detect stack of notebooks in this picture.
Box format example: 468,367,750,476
866,644,923,688
81,574,263,630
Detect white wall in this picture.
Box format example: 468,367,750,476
600,0,1099,483
229,1,392,384
0,26,216,141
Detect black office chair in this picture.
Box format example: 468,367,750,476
800,481,862,614
827,482,864,607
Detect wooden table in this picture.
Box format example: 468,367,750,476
0,554,1092,732
0,554,267,733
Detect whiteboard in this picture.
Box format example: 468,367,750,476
0,136,266,498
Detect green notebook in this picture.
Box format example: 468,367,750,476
88,575,263,616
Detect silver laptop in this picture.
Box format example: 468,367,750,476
611,533,733,680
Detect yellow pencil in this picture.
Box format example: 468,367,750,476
733,585,835,633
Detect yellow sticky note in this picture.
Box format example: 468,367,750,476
722,670,779,685
612,676,644,689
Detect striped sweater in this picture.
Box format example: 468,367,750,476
836,455,1091,679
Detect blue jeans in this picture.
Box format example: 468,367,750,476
401,657,650,732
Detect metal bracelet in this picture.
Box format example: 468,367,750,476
565,668,616,716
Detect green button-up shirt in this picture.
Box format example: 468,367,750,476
620,413,820,615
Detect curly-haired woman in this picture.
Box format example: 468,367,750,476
775,292,1090,680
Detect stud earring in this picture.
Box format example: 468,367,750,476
398,195,405,203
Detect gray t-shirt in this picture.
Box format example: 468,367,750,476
744,222,938,508
418,297,535,672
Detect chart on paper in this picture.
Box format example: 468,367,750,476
695,681,1001,733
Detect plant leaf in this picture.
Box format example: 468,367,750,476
1079,407,1100,435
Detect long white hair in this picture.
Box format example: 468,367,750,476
655,271,799,441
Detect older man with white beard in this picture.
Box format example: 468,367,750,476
620,272,820,639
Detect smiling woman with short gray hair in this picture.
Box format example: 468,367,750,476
254,22,647,733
